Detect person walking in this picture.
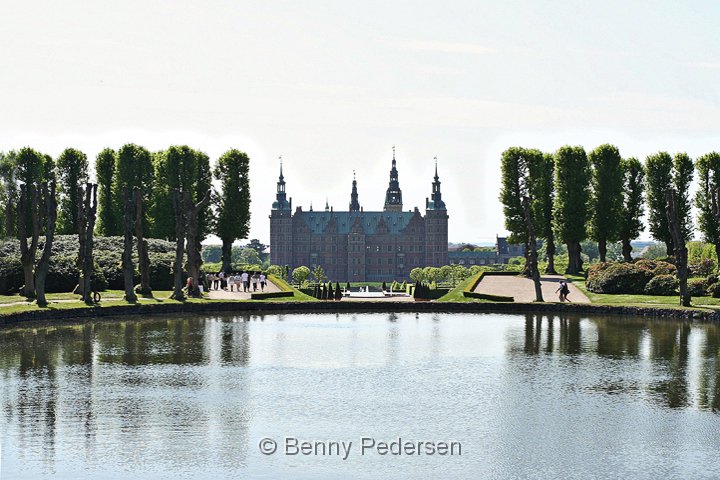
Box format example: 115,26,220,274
259,272,267,292
251,272,260,292
241,271,249,292
556,281,570,302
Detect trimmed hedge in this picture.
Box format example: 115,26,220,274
250,291,294,300
0,235,177,294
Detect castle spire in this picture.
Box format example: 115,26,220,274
349,170,360,212
427,156,445,210
272,156,290,211
384,146,403,212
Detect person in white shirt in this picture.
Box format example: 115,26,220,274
241,271,249,292
259,273,267,291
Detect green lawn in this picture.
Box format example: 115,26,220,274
436,275,489,302
564,274,720,312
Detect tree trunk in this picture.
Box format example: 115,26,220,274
171,189,186,301
134,187,152,296
221,237,233,273
74,185,87,297
522,197,543,302
565,241,583,274
81,184,98,304
716,243,720,273
544,234,556,274
18,184,40,298
664,239,674,258
621,237,633,262
666,190,690,307
122,188,138,302
598,238,607,263
35,182,57,307
184,190,211,298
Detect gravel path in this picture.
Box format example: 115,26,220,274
474,274,590,303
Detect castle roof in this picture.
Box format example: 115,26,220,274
297,210,417,235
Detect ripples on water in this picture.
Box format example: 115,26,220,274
1,313,720,479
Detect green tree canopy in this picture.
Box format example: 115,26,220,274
552,145,590,273
291,266,310,286
645,151,694,253
16,147,54,233
114,143,154,232
56,148,89,235
0,151,18,238
673,152,694,243
695,152,720,262
588,144,624,262
618,157,646,261
214,149,251,272
95,148,118,236
152,145,212,240
645,152,674,251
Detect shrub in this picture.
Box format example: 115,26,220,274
644,274,679,296
688,278,708,296
634,259,676,277
708,282,720,298
707,274,719,286
586,262,649,294
690,258,716,277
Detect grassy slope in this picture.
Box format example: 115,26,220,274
436,275,489,302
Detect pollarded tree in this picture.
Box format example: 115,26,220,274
528,152,556,273
618,157,646,262
695,152,720,263
499,147,531,248
588,144,624,262
645,152,674,253
673,152,694,244
646,151,694,253
56,148,89,234
35,181,58,307
553,145,591,274
114,143,154,233
95,148,119,236
214,149,251,273
16,147,54,235
151,146,213,241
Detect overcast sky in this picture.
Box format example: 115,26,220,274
1,1,719,244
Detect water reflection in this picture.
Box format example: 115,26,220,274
2,313,720,479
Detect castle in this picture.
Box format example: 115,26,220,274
269,150,449,282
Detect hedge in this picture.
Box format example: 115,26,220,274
250,291,294,300
0,235,177,294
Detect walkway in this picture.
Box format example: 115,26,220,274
207,278,281,300
473,274,590,303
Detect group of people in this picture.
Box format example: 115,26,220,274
206,271,267,293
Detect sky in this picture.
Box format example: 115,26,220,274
1,0,719,245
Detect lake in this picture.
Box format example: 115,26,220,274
1,312,719,479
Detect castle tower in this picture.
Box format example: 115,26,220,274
270,158,293,267
383,146,403,212
349,171,360,212
425,157,449,266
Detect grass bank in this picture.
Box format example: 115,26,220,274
564,274,720,313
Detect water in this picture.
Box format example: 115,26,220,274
1,312,720,479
